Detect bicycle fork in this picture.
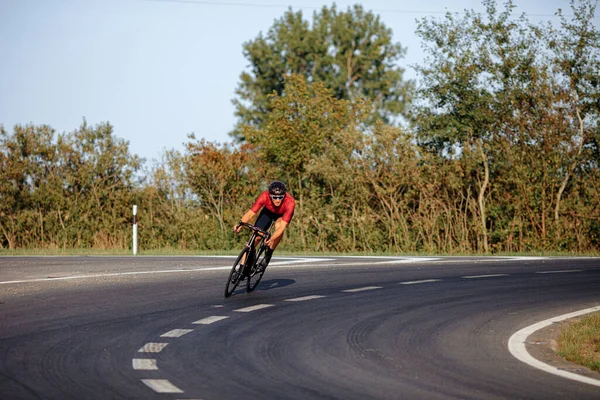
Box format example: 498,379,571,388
242,244,257,278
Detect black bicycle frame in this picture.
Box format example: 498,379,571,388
238,222,271,267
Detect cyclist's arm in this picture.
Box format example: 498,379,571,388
234,210,256,232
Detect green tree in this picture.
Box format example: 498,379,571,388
546,0,600,224
60,121,143,248
232,4,413,141
413,0,600,252
350,123,423,252
138,149,217,250
413,0,521,252
184,137,258,235
0,124,60,248
0,121,143,249
243,74,370,247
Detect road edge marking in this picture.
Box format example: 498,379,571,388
508,305,600,387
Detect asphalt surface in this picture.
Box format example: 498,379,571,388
0,256,599,399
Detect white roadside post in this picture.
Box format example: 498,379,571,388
133,205,138,255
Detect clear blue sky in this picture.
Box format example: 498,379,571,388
0,0,583,164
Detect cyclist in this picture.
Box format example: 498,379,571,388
234,181,296,271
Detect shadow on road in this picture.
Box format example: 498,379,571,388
257,278,296,291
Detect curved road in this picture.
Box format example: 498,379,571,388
0,256,598,399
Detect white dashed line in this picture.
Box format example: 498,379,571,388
462,274,509,279
161,329,194,338
536,270,582,274
193,316,229,324
342,286,382,293
234,304,274,312
138,343,168,353
132,358,158,370
284,295,326,302
142,379,184,393
400,279,441,285
132,256,596,396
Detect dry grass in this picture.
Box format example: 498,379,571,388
556,313,600,372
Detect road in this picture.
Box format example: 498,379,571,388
0,256,598,399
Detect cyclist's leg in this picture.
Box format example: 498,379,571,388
250,209,274,270
258,217,284,270
240,245,255,272
254,209,275,243
255,209,274,227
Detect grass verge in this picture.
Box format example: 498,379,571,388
556,313,600,372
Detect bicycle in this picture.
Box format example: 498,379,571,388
224,222,271,298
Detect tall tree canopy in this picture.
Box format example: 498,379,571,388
231,4,413,141
413,0,600,251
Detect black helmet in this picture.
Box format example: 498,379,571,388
268,181,286,196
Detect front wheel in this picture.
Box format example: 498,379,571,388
246,244,268,292
225,248,249,298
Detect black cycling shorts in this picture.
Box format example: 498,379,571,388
254,208,282,232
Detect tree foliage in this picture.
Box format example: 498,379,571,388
1,1,599,254
0,121,142,249
232,4,413,141
412,0,600,252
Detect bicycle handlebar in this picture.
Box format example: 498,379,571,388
236,222,271,238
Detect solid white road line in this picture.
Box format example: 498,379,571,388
193,316,229,324
4,257,593,286
268,258,333,266
141,379,184,393
375,257,441,264
309,259,443,268
160,329,194,338
138,343,169,353
508,305,600,387
0,258,331,285
284,295,326,302
399,279,442,285
234,304,274,312
536,270,582,274
342,286,382,293
462,274,509,279
132,358,158,370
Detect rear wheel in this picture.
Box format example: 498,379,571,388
225,248,248,298
246,244,268,292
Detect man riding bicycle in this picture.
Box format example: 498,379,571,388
234,181,296,271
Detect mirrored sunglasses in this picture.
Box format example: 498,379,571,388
270,194,285,200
